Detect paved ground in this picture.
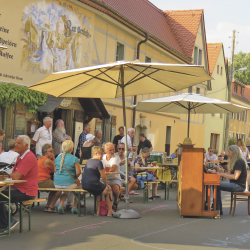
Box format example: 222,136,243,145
1,186,250,250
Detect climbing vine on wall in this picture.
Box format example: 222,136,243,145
0,82,47,113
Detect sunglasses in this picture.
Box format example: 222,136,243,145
47,150,54,153
118,148,125,150
209,150,213,152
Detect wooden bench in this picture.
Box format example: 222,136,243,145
229,191,250,216
20,198,46,233
37,188,88,217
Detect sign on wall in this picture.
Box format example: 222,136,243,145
0,0,95,86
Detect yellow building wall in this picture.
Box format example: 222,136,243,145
203,48,228,152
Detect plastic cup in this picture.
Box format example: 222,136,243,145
105,166,110,172
153,162,157,167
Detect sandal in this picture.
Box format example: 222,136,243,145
112,202,118,212
44,206,49,212
47,207,58,213
154,195,162,199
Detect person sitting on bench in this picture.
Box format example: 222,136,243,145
54,140,81,214
0,135,38,234
37,144,61,213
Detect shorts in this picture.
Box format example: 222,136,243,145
54,183,79,195
38,179,55,188
107,179,121,187
83,182,106,196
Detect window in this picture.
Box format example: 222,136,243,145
231,113,236,119
236,133,240,140
116,42,124,61
193,47,202,65
220,113,223,118
145,56,151,63
217,65,219,74
193,46,198,64
188,86,192,93
198,49,202,65
237,112,242,121
240,87,243,96
196,87,200,94
234,84,237,94
211,113,215,116
242,134,246,141
243,111,247,122
210,133,220,150
220,67,223,75
229,131,234,138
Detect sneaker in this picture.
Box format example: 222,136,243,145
215,210,220,219
0,227,8,235
10,219,19,231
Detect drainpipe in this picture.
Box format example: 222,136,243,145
132,33,149,130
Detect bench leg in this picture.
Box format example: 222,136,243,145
83,193,86,216
37,192,40,206
248,196,250,215
229,192,233,215
28,205,31,231
77,192,81,217
19,203,23,233
94,196,97,214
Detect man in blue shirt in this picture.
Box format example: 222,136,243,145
76,124,91,157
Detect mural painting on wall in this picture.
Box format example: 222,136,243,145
20,0,92,74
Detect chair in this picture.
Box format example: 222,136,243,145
229,191,250,216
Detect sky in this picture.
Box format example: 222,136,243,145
149,0,250,59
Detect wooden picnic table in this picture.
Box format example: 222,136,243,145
0,180,27,236
105,172,120,175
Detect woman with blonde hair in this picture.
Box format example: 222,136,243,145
215,145,247,218
54,140,81,214
82,146,113,216
237,138,249,161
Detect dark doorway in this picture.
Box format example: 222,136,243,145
165,126,171,155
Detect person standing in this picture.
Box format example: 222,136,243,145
76,124,91,158
121,128,136,160
0,135,38,234
113,126,124,152
0,129,5,142
52,119,71,157
137,133,153,155
0,139,19,164
93,130,102,147
32,117,52,159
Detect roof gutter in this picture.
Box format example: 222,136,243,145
132,32,149,130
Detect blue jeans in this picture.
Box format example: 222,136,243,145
216,182,244,210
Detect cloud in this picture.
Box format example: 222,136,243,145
206,22,250,58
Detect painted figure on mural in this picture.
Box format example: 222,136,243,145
20,1,92,74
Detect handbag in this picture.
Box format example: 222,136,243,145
100,190,112,216
63,163,81,186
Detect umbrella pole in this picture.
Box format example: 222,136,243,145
112,65,140,219
187,104,190,138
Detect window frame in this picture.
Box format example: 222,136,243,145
116,42,125,61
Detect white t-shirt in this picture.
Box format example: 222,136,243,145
32,126,52,156
102,154,120,180
121,134,132,159
206,153,217,161
0,150,19,164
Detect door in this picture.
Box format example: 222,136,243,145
165,126,171,155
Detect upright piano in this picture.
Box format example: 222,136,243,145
177,147,220,217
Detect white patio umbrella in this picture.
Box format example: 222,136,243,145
28,61,212,218
133,93,250,139
0,46,7,51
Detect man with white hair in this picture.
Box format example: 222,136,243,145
0,139,19,164
52,119,71,157
32,117,52,159
121,128,136,159
0,135,38,234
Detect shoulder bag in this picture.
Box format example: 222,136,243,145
63,163,81,186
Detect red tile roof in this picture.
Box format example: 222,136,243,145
207,43,223,75
164,9,203,58
79,0,203,62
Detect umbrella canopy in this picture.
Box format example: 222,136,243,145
0,46,7,51
28,61,212,218
133,93,250,138
28,61,212,98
